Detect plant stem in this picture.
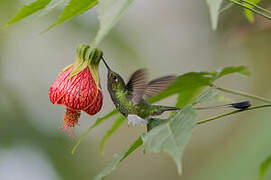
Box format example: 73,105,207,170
213,85,271,104
228,0,271,20
220,3,233,14
240,0,271,15
197,104,271,125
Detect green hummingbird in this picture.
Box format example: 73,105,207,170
101,57,180,126
101,57,251,126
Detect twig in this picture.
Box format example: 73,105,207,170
228,0,271,20
213,85,271,104
240,0,271,16
197,104,271,125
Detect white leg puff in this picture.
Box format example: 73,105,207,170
127,114,147,126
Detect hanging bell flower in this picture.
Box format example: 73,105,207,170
49,44,103,137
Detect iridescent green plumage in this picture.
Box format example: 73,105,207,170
101,57,177,125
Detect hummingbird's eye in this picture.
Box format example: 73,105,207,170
111,75,118,82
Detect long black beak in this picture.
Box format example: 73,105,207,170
101,56,111,71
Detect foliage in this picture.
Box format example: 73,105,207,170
45,0,98,31
193,87,229,104
206,0,271,30
6,0,51,26
93,0,134,47
259,155,271,180
142,106,196,174
5,0,271,34
243,0,261,22
6,0,134,48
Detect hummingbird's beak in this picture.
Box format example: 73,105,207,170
101,56,111,71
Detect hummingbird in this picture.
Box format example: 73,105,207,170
101,57,251,126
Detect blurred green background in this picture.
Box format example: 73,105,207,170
1,0,271,179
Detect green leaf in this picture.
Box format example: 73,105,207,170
147,89,228,131
149,72,215,104
176,86,207,107
206,0,223,30
45,0,98,31
175,66,249,107
259,155,271,180
6,0,51,26
35,0,68,20
243,0,261,23
147,118,168,132
149,66,249,107
72,109,118,154
92,0,134,47
147,87,227,132
100,115,126,155
142,105,197,174
94,136,143,180
215,65,250,79
244,9,255,22
194,87,230,105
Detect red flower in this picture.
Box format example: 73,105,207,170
49,45,103,137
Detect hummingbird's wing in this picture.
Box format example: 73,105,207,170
144,75,177,98
126,69,148,104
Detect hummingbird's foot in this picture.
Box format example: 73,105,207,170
127,114,147,126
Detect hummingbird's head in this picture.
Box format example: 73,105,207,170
108,71,126,90
101,57,126,91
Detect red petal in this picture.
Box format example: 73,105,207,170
49,66,72,104
49,66,99,110
84,90,103,115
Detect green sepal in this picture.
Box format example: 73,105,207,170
61,64,73,73
69,44,103,88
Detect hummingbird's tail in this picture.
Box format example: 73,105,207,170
160,106,180,112
195,101,251,110
153,106,180,116
156,101,251,115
